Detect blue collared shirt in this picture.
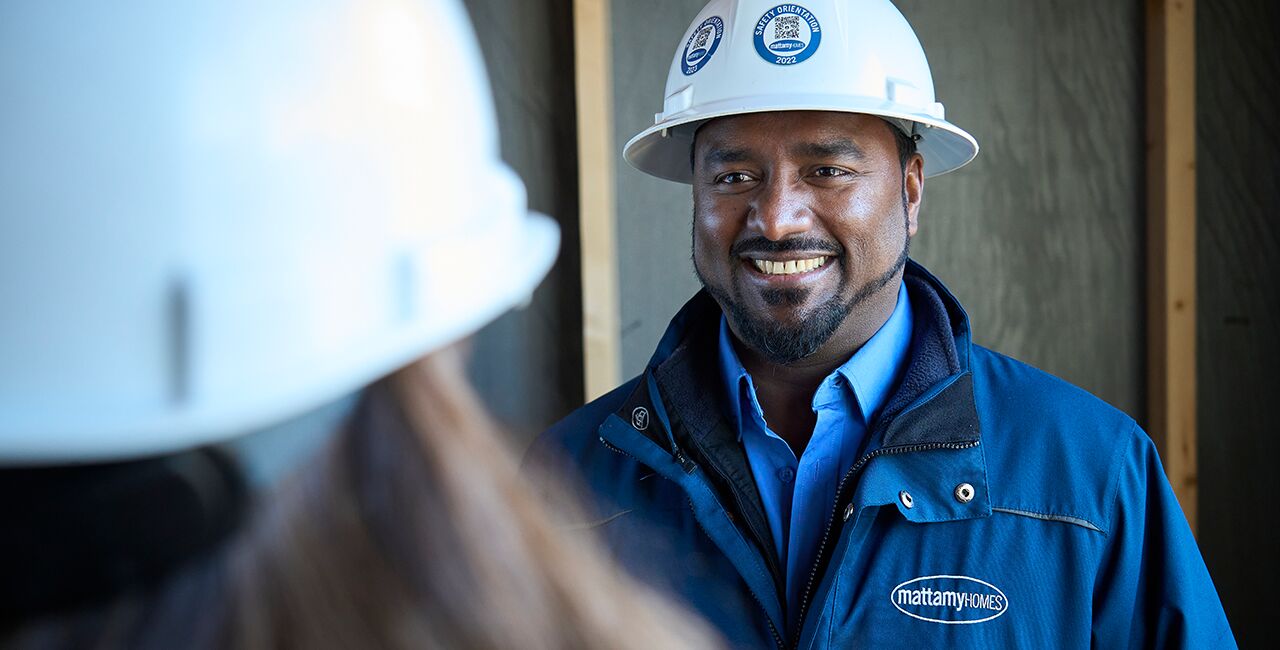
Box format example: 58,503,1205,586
718,281,913,627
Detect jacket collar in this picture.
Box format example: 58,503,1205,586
605,260,986,607
602,261,986,633
636,260,980,451
874,261,980,449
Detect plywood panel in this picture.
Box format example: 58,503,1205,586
1196,0,1280,644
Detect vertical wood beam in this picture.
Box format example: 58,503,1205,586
574,0,621,402
1146,0,1197,532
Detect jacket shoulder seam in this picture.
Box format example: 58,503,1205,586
1101,420,1141,536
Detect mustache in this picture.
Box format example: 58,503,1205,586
729,236,843,257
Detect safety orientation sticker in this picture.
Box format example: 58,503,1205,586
753,4,822,66
682,16,725,75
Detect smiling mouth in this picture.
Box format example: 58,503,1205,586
750,256,829,276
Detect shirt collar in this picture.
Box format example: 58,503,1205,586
717,281,914,438
717,313,757,436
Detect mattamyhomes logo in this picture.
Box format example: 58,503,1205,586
890,575,1009,625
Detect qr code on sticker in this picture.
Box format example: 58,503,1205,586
692,27,712,49
774,15,801,40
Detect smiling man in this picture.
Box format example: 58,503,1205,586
529,1,1234,647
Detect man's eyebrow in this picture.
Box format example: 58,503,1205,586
792,140,867,160
701,147,751,168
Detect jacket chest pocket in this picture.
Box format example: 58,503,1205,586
811,511,1091,649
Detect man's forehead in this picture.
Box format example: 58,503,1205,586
694,111,892,158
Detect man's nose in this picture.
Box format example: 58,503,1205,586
746,178,813,241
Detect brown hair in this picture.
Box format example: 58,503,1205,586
6,347,719,649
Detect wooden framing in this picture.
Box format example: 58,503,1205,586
1145,0,1197,532
574,0,622,402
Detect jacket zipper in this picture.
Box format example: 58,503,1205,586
681,435,784,585
598,435,786,650
598,435,635,459
683,496,787,650
791,439,980,648
600,435,695,474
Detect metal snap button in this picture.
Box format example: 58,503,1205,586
954,482,975,504
899,490,914,509
843,502,855,522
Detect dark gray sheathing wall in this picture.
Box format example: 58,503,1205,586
1196,0,1280,644
462,0,582,444
612,1,706,376
894,0,1144,418
611,0,1144,417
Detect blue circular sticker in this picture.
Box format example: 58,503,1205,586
753,4,822,66
682,16,725,75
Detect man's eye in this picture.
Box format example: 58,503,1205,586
813,166,849,178
716,172,753,185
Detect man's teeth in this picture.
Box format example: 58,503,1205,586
752,256,828,275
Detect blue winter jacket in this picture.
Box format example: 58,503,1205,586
530,261,1235,648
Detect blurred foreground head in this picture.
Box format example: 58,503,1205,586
0,0,557,460
0,1,717,647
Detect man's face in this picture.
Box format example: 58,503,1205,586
691,111,922,365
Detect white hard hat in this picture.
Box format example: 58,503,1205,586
0,0,559,463
625,0,979,182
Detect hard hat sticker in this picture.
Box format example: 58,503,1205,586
682,16,725,75
753,4,822,66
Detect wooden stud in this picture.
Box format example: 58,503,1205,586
574,0,622,402
1145,0,1197,532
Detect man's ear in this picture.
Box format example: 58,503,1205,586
905,153,924,238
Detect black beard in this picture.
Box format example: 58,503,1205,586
693,208,911,366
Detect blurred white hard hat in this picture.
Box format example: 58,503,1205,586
624,0,979,183
0,0,559,463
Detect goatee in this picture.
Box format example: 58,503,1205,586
694,216,910,366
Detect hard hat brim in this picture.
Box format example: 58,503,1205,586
624,97,979,183
0,212,560,466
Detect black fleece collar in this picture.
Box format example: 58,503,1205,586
609,260,983,587
635,260,980,452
